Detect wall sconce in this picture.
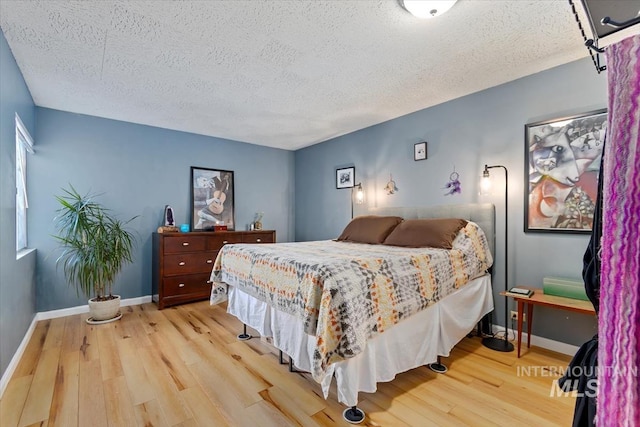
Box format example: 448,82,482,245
351,183,364,218
480,166,493,195
355,183,364,204
400,0,458,19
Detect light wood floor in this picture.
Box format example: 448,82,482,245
1,300,576,426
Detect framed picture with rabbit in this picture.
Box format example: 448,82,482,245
190,167,235,231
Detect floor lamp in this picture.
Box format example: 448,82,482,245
481,164,515,352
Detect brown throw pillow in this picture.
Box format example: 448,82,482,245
336,216,403,244
383,218,468,249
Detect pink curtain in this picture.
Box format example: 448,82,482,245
599,34,640,426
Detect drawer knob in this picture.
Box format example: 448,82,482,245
178,283,185,288
206,280,212,284
223,240,228,244
179,261,186,266
182,242,189,246
256,238,261,242
206,259,213,264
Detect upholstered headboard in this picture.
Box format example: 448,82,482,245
354,203,496,257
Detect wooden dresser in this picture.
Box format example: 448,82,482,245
152,230,276,309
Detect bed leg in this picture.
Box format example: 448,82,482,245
288,356,304,373
237,324,252,341
468,321,482,338
342,406,365,424
428,356,448,373
287,355,307,373
278,350,306,373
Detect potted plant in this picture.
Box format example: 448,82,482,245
53,185,137,324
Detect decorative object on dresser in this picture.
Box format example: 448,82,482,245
191,166,235,231
152,230,275,309
253,212,264,230
53,185,138,324
525,109,606,234
159,206,178,232
164,205,175,226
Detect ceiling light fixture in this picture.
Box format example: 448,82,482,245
400,0,458,19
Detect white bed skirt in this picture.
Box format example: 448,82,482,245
227,274,494,406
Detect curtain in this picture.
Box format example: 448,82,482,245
598,34,640,426
558,137,603,425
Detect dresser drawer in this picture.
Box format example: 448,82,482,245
163,251,217,275
207,233,243,250
153,231,275,309
163,274,212,296
164,235,207,254
242,232,274,244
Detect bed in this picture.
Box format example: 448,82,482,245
210,203,495,423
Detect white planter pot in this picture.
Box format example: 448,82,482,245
88,295,121,323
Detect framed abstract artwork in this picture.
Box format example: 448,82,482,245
525,109,607,233
336,167,355,189
190,167,235,231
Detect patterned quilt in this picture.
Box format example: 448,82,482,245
210,221,493,383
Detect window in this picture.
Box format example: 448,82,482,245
16,113,34,252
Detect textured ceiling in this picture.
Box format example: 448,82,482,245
0,0,595,150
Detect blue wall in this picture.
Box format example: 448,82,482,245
295,58,605,346
0,32,37,379
30,109,295,311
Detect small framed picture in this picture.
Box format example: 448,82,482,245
414,142,427,161
336,167,355,189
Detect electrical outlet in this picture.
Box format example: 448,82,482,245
510,310,526,322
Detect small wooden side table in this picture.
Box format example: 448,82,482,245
501,287,596,357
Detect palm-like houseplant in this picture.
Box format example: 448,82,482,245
54,185,137,323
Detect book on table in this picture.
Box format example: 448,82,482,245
506,287,534,298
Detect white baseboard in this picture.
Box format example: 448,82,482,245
36,295,152,320
494,325,579,356
0,295,153,399
0,315,37,399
